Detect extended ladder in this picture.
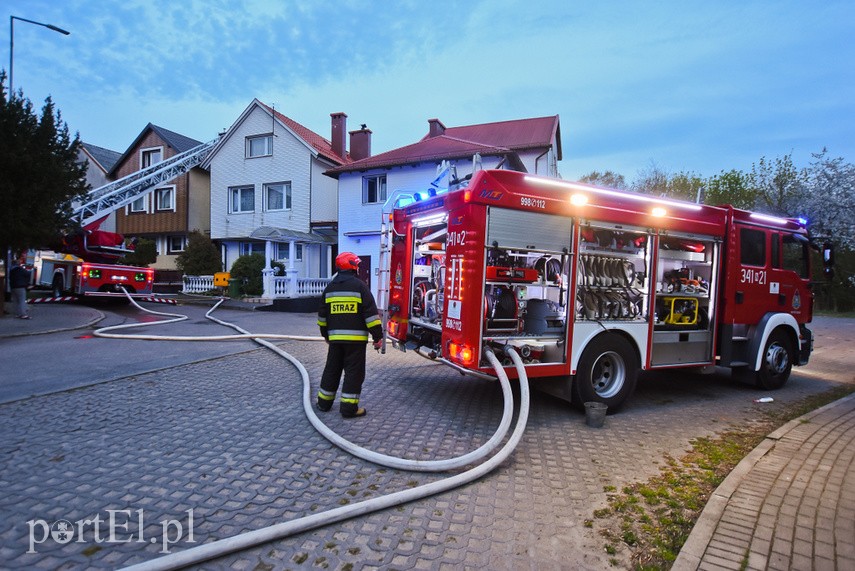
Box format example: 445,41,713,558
73,138,218,228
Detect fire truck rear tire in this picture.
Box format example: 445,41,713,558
755,329,793,390
572,333,638,412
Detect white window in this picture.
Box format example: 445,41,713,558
363,175,387,204
229,185,255,213
264,182,291,211
167,235,185,253
129,194,148,213
155,186,175,211
277,243,303,261
141,147,163,168
240,242,265,256
246,135,273,158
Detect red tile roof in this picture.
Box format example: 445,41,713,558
326,115,559,177
257,101,350,165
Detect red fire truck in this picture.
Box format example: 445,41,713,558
29,229,156,300
383,169,822,411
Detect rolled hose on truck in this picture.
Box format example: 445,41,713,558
97,293,531,571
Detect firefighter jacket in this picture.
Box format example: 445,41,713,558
317,271,383,343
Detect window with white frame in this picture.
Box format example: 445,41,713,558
246,134,273,158
264,182,291,211
240,242,265,256
277,243,303,261
229,185,255,213
141,147,163,168
167,235,186,253
362,175,387,204
155,186,175,211
129,194,148,213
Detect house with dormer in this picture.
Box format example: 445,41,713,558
325,115,562,295
111,124,211,270
203,99,363,298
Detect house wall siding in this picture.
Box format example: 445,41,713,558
187,168,211,234
115,131,191,236
311,159,338,223
210,105,314,240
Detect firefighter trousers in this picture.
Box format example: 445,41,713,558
318,343,367,416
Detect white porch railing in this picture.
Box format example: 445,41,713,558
182,275,215,293
183,273,331,298
269,275,331,298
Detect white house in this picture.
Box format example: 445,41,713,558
203,99,355,298
325,116,563,296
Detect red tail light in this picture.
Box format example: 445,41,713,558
449,342,475,366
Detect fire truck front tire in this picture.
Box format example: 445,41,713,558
755,329,793,390
572,333,638,412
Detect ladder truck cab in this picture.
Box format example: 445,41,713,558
383,169,815,412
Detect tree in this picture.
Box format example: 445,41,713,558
704,169,757,209
802,149,855,249
119,238,158,267
666,171,705,202
0,73,89,256
631,162,669,196
749,154,807,216
802,150,855,312
176,231,221,275
579,170,627,190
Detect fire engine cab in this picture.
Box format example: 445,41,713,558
382,169,816,411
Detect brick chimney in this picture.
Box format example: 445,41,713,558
428,118,446,138
331,112,347,158
349,124,372,161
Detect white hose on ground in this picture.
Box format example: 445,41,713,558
122,348,530,571
96,295,516,472
103,296,531,571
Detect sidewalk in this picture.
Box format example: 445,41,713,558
0,302,105,338
674,393,855,570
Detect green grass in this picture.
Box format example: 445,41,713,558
593,384,855,569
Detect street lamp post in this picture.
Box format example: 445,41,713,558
9,15,71,94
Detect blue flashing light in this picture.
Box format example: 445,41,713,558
413,193,423,202
797,217,808,226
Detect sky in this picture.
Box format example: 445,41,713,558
3,0,854,182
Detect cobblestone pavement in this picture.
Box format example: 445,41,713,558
0,314,851,570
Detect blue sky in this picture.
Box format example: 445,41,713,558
4,0,854,182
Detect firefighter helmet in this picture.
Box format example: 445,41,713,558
336,252,361,271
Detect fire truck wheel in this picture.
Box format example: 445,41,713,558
755,329,793,390
51,275,64,297
572,333,638,412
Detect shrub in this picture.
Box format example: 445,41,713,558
176,231,221,276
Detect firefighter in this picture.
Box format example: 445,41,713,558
316,252,383,418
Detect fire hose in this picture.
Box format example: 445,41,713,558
96,296,531,571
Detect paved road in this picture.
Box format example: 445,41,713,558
0,301,317,404
0,311,851,569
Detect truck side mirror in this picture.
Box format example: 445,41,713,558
822,242,835,280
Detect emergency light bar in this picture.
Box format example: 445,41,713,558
750,212,795,226
524,175,704,212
